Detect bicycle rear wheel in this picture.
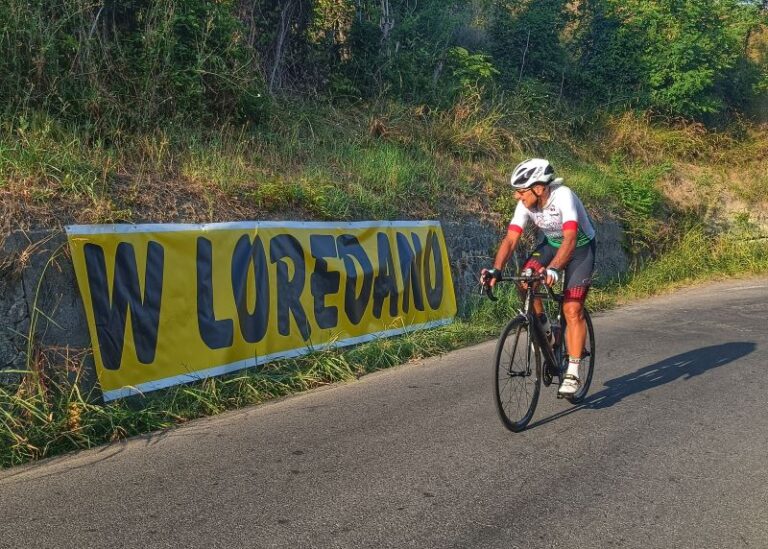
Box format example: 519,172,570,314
563,308,595,404
493,316,542,432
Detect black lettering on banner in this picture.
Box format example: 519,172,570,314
337,234,374,325
373,232,398,319
310,235,339,329
84,241,164,371
270,234,311,340
196,237,234,349
396,232,425,313
423,230,444,310
231,234,270,343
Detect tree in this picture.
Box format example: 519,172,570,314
489,0,570,89
342,0,478,101
568,0,645,107
615,0,761,118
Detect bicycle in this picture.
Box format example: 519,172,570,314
482,270,596,432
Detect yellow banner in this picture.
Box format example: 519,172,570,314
66,221,456,400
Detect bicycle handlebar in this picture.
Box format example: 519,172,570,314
480,272,546,301
480,273,557,301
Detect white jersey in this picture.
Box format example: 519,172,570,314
509,183,595,248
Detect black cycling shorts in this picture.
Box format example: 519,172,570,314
522,239,595,303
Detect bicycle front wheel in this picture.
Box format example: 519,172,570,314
493,316,542,432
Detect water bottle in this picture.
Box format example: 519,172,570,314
539,313,554,347
551,322,561,348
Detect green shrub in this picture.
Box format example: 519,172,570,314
0,0,269,130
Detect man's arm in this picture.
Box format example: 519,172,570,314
489,229,521,286
486,201,528,286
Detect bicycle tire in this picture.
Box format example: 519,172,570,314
564,308,595,404
493,316,542,432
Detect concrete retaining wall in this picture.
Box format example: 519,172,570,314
0,230,91,387
0,220,628,388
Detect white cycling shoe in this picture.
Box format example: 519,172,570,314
558,374,580,397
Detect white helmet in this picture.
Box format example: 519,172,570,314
510,158,555,189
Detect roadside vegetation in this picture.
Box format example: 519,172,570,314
2,0,768,468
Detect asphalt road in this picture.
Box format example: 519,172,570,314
1,278,767,549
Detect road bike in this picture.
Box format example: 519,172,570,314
482,271,595,432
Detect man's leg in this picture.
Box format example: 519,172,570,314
558,299,586,395
558,240,594,395
563,300,586,362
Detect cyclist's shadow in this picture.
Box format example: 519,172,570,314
529,341,756,429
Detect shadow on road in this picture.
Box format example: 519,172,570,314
528,341,756,430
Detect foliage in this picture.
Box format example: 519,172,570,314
0,0,268,129
489,0,571,90
614,227,768,299
612,0,765,117
486,0,768,119
342,0,482,103
609,159,672,260
446,47,500,98
1,0,765,123
568,0,646,109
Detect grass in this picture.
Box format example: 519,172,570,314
2,229,766,469
611,228,768,300
0,105,495,229
0,114,114,200
3,98,767,236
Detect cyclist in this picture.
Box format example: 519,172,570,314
481,158,596,396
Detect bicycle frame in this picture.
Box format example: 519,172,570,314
517,276,563,373
484,273,564,375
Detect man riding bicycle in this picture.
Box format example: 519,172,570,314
481,158,596,397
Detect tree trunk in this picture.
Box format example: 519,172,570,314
380,0,394,46
269,0,297,94
518,29,531,83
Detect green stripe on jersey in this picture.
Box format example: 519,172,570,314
546,228,592,248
